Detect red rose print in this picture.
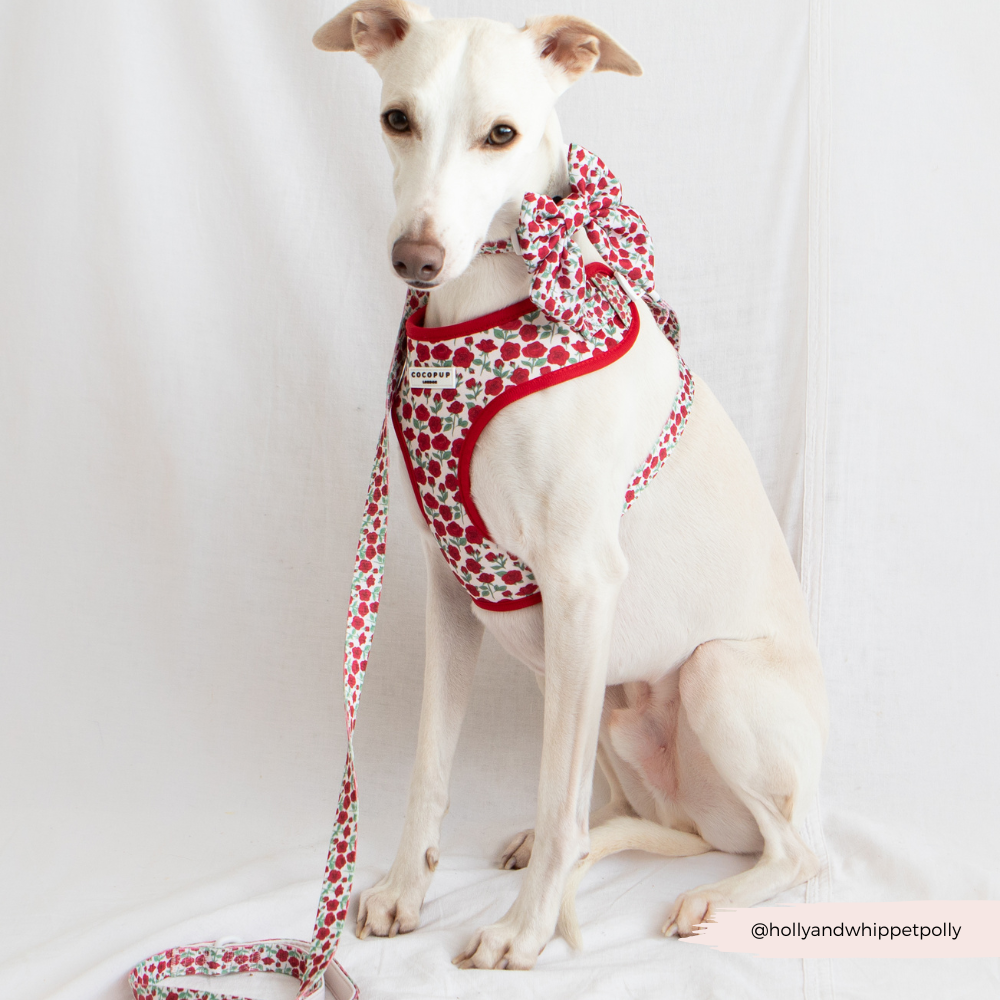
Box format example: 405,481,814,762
522,341,546,358
428,415,442,433
414,403,430,421
413,467,426,484
441,388,457,401
447,545,460,560
452,347,474,367
439,506,452,522
465,558,482,572
502,569,523,584
444,473,459,491
465,525,484,544
431,344,452,360
427,459,441,478
468,404,483,420
417,432,430,452
476,339,497,353
511,367,530,385
415,342,430,362
547,345,570,366
431,433,450,451
402,402,412,419
500,341,521,361
478,572,495,582
422,492,438,509
484,377,503,396
448,401,463,414
446,522,464,538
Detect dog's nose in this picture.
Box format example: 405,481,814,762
392,239,445,284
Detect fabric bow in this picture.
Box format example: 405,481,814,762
513,144,678,346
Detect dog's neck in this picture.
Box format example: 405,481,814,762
424,117,570,329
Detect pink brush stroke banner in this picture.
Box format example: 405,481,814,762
681,901,1000,957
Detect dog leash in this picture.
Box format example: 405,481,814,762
127,357,403,999
128,143,674,1000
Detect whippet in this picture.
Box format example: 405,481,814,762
314,1,828,971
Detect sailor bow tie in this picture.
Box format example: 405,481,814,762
482,144,675,342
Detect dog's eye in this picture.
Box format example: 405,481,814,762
486,124,516,147
383,109,410,133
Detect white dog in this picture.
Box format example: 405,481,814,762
314,1,828,971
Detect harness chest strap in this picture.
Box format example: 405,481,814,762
392,264,693,612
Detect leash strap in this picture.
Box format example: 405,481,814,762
129,403,396,1000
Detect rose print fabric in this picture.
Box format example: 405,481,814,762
129,145,688,1000
482,144,681,350
392,261,692,610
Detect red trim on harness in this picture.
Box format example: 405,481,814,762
472,592,542,611
458,263,640,544
406,298,536,343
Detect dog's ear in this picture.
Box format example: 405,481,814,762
313,1,431,61
525,15,642,89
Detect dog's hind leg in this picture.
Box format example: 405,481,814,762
663,637,827,937
500,687,638,871
356,532,485,938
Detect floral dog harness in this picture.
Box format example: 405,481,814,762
128,145,691,1000
391,145,693,610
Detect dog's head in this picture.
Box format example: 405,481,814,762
315,3,641,288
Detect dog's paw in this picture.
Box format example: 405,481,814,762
661,888,726,938
500,829,535,870
452,915,547,970
356,875,425,939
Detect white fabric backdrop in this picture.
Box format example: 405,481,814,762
1,1,997,998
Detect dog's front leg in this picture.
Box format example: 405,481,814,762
357,533,484,938
456,542,626,969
